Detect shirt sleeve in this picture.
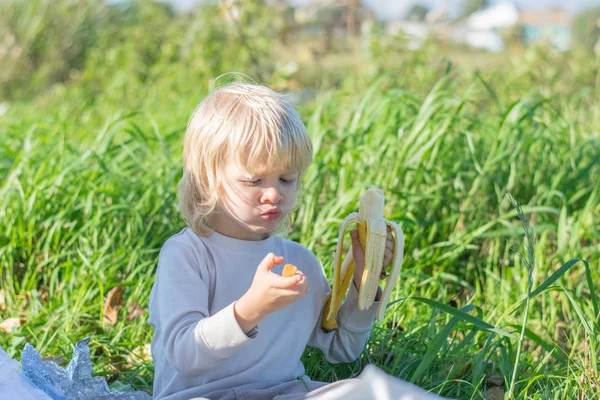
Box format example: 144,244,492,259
150,240,255,377
307,270,380,364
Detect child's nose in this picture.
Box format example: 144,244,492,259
262,187,282,204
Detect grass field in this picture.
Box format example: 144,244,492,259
1,1,599,399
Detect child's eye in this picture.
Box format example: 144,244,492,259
280,178,296,184
243,179,261,186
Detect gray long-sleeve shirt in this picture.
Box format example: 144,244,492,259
148,228,379,400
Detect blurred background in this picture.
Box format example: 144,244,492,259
1,2,600,397
1,0,600,106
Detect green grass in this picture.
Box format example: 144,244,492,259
2,66,599,398
1,1,599,398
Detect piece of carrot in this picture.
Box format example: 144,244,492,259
282,264,298,277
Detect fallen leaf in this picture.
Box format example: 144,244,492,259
104,285,124,325
126,301,146,321
485,387,505,400
129,344,152,363
0,317,22,333
485,374,504,387
124,343,152,368
38,288,49,303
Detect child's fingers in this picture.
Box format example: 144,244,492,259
350,229,363,248
350,230,365,268
275,278,309,296
386,236,394,250
383,247,394,267
260,253,284,272
271,273,305,289
276,289,308,301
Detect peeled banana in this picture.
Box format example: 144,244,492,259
322,188,404,330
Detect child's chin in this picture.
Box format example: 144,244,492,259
245,224,270,232
251,223,279,234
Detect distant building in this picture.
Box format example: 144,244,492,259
463,1,520,52
453,2,572,52
383,1,519,52
519,7,571,50
294,0,574,53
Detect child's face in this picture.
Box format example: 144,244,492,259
208,160,299,240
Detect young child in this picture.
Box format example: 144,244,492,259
147,83,429,400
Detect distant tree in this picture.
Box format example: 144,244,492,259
571,6,600,52
406,4,430,22
0,0,109,99
460,0,489,18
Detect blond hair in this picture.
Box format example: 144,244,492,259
178,82,313,236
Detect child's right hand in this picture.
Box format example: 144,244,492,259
234,253,308,333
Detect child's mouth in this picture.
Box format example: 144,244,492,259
261,210,281,220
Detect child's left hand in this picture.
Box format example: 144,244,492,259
350,225,394,291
